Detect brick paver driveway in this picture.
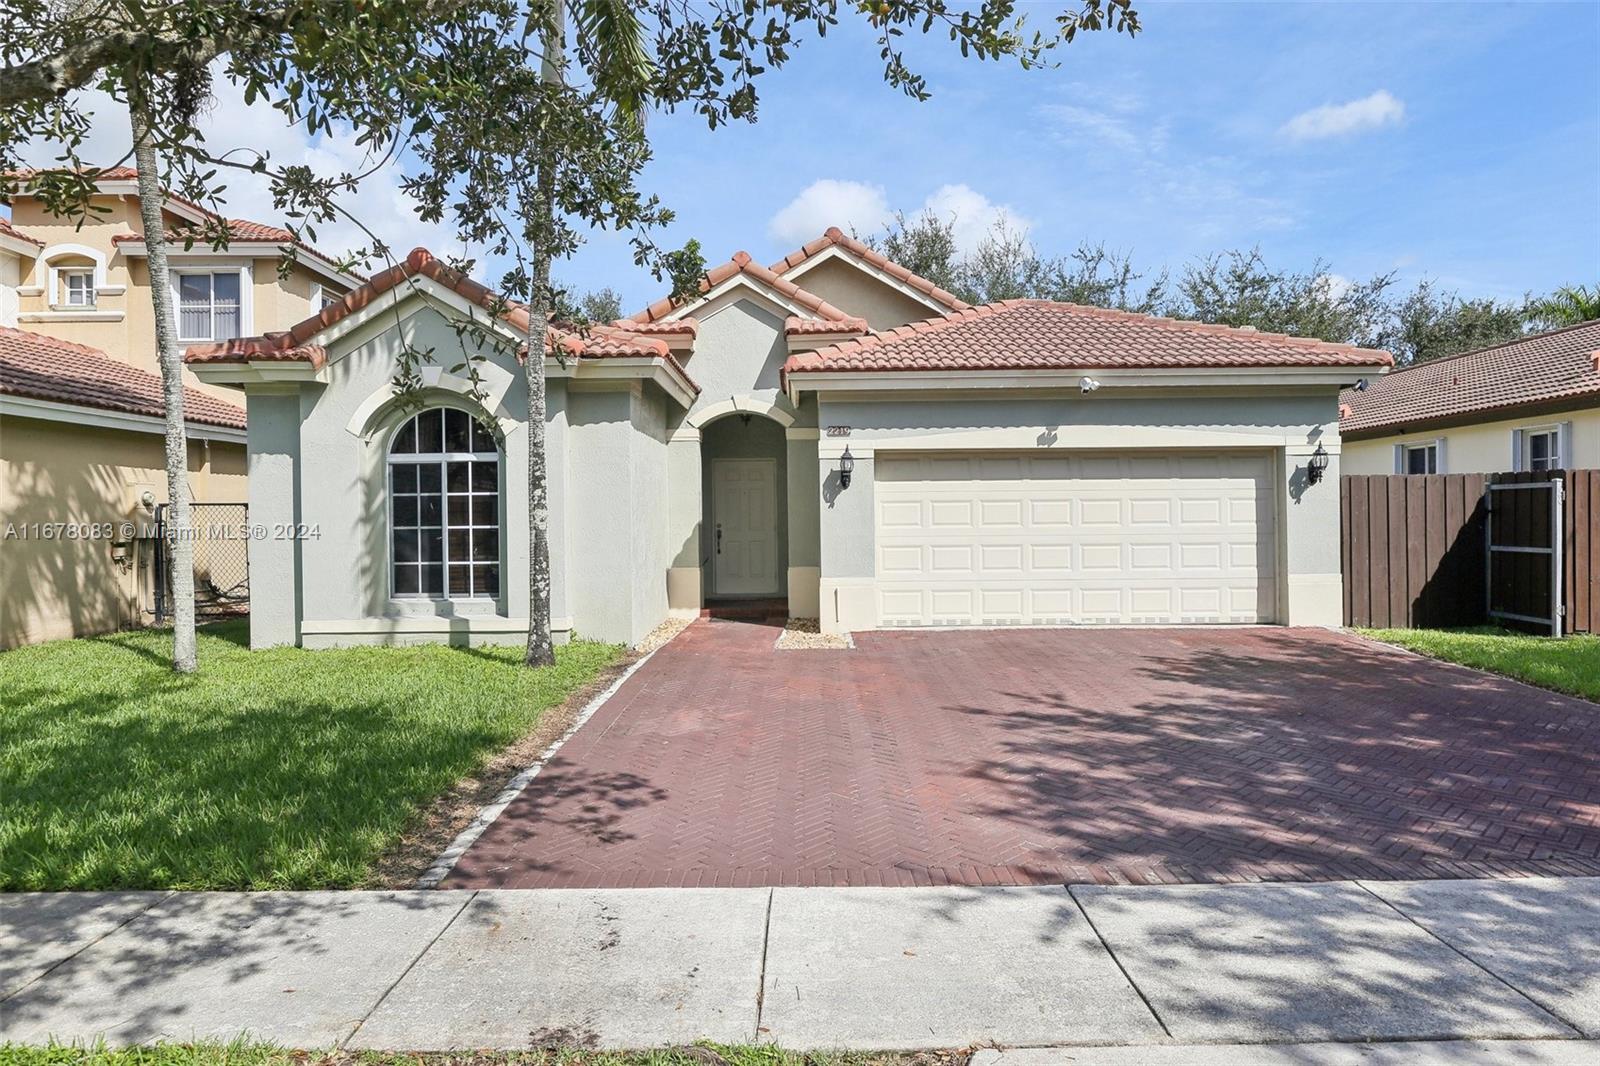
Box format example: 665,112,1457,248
449,621,1600,889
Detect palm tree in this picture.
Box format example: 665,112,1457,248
1529,284,1600,329
522,0,653,668
129,100,199,672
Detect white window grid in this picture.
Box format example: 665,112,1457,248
387,408,501,600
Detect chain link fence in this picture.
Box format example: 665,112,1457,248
153,502,250,621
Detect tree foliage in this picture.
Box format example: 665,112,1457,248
3,0,1144,668
867,210,1166,311
865,213,1590,365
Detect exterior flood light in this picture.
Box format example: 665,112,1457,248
838,447,856,489
1080,376,1101,394
1307,443,1330,485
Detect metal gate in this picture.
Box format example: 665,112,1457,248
1486,479,1564,635
153,502,250,621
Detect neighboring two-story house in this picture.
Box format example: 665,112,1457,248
1341,320,1600,476
0,168,361,647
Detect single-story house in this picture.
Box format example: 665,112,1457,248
1341,320,1600,475
186,229,1392,648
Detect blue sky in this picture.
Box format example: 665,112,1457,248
18,1,1599,315
562,0,1600,312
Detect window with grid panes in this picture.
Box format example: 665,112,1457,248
388,408,501,598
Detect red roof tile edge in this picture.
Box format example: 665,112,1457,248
783,298,1395,378
785,315,869,336
1338,318,1600,434
0,215,43,247
769,226,971,312
626,250,863,326
0,326,246,430
185,248,698,393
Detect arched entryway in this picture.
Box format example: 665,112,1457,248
700,411,789,603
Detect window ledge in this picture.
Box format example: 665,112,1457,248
19,309,125,323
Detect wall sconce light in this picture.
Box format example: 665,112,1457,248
838,446,856,489
1307,443,1329,485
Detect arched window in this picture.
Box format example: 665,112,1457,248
388,408,501,599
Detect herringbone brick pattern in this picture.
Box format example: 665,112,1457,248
448,622,1600,889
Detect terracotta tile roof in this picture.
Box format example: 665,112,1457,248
110,217,297,245
0,215,42,247
111,218,356,281
186,247,697,393
627,250,862,326
784,299,1394,378
613,317,698,338
785,315,869,336
0,326,246,430
1340,319,1600,436
770,226,971,312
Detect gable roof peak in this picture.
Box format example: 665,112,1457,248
768,226,970,313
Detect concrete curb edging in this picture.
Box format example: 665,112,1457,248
414,636,673,888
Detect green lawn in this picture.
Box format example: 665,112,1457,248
0,1043,954,1066
0,622,621,891
1360,625,1600,702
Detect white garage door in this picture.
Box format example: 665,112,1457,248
875,451,1277,627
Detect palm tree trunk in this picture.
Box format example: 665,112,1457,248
129,102,198,672
523,0,565,669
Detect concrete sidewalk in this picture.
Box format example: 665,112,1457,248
1,878,1596,1054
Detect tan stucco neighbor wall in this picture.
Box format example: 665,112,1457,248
0,415,246,648
9,195,347,404
1343,405,1600,474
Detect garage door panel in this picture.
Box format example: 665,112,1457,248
1079,499,1122,527
874,451,1277,627
977,499,1024,528
979,544,1025,572
1031,544,1073,572
1030,499,1074,526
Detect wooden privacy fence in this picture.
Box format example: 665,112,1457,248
1341,470,1600,635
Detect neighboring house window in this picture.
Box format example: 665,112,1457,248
1526,428,1560,472
388,408,501,599
177,272,242,340
61,270,96,307
1404,443,1437,475
309,283,340,312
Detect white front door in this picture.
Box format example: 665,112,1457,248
712,458,779,595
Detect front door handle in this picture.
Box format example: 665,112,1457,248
716,524,723,555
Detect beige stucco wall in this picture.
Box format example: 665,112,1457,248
1342,405,1600,474
9,195,344,403
786,256,944,330
0,414,247,648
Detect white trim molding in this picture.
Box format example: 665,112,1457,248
787,364,1390,402
18,309,125,323
36,242,110,300
780,243,950,316
117,238,362,287
686,394,796,429
0,393,246,443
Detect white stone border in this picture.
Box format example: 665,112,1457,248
414,632,677,888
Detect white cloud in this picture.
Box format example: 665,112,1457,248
768,179,1029,258
20,78,465,269
767,179,892,245
1037,103,1143,152
1281,90,1404,141
919,184,1032,255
